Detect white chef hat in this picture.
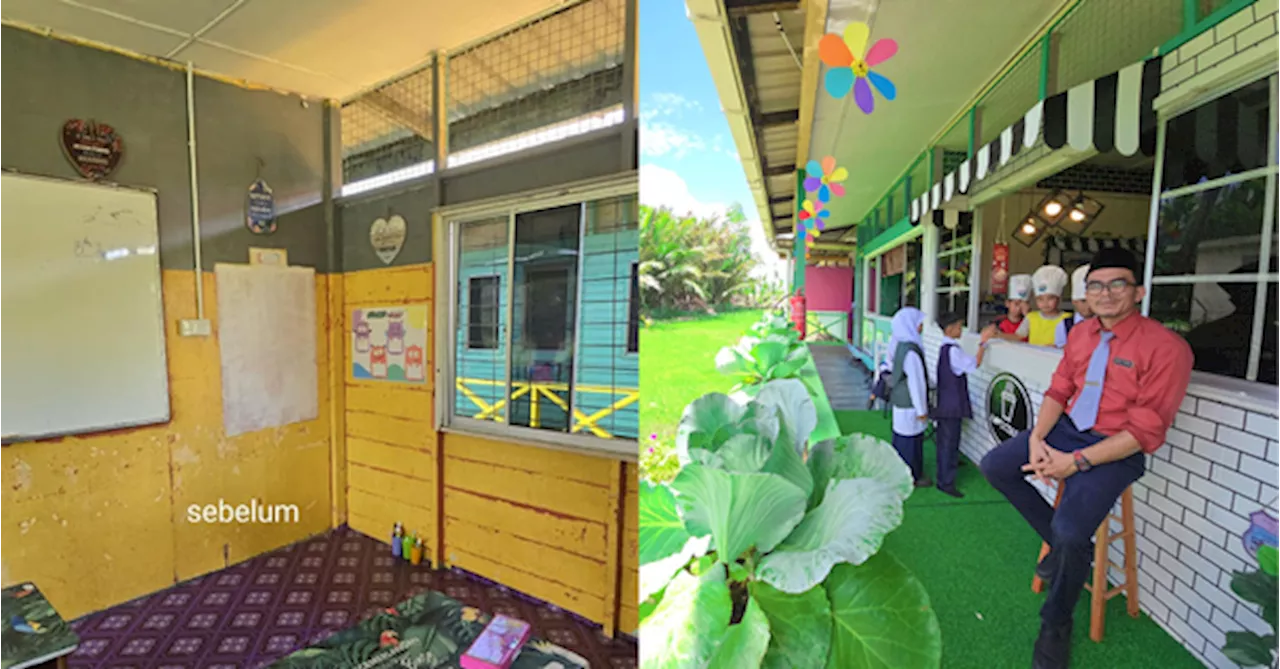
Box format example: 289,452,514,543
1071,264,1091,300
1008,274,1033,301
1032,265,1069,298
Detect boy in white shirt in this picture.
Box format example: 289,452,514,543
932,311,997,497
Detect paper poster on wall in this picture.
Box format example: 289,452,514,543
216,264,318,437
351,306,428,383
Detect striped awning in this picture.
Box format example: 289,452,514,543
910,55,1163,225
1047,235,1146,253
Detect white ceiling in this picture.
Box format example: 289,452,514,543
1,0,571,99
809,0,1067,230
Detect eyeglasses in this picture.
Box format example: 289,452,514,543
1085,279,1138,295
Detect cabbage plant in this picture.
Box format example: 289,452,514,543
637,379,941,668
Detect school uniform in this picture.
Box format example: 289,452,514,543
933,336,977,491
888,309,929,483
979,311,1194,634
1053,312,1087,349
1017,311,1073,347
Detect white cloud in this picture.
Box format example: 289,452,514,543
640,165,785,282
643,92,701,120
640,122,706,158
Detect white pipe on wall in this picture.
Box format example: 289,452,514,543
186,61,205,319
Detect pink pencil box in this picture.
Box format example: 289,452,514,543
460,614,532,669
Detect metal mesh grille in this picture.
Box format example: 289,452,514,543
341,64,436,185
980,39,1043,142
446,0,627,160
1054,0,1183,92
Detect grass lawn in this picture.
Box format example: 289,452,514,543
638,310,762,478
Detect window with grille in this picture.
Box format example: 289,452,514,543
1147,76,1277,386
448,190,638,449
935,213,974,319
467,276,501,349
627,263,639,353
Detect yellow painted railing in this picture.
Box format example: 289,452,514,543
456,377,639,439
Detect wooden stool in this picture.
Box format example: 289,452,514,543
1030,484,1139,642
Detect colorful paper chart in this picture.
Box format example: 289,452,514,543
351,306,429,383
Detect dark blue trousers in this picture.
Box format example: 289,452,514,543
979,416,1144,625
935,418,963,489
892,431,925,481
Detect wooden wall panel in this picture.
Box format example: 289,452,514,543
441,433,622,630
341,264,438,558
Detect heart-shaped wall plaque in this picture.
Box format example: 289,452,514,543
370,215,407,265
61,119,123,180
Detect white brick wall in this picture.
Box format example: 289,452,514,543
923,319,1279,669
1161,2,1279,89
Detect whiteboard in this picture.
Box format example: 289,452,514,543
1,172,170,442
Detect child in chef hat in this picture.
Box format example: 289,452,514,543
1053,264,1093,348
1012,264,1071,347
994,274,1032,342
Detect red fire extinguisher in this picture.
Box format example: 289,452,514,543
790,293,806,338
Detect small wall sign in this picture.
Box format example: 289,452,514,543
986,372,1033,444
370,215,407,265
249,247,288,267
246,179,277,234
61,119,123,180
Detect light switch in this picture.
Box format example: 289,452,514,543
179,319,212,337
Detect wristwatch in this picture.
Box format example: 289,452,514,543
1073,451,1093,473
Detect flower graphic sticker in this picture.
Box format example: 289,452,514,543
819,22,898,114
798,199,829,231
804,156,848,203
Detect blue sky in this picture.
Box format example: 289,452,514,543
638,0,782,277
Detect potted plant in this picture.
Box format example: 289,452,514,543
1222,543,1278,668
637,379,941,668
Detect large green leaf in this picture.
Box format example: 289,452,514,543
639,481,693,565
719,433,771,473
824,555,942,669
756,478,904,593
752,340,790,370
672,465,808,563
806,440,838,510
752,379,816,454
796,358,841,443
640,566,733,669
677,393,746,461
833,434,915,502
1222,630,1276,667
762,416,814,498
707,595,772,669
715,345,754,376
641,536,713,604
750,581,832,668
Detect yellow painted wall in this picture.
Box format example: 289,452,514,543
1,269,333,619
620,463,640,634
440,433,626,634
340,264,439,558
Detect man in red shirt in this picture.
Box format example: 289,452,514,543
979,248,1193,669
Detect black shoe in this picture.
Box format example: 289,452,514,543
937,485,965,499
1032,620,1073,669
914,477,933,488
1036,550,1057,585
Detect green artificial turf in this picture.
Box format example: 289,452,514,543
836,409,1206,669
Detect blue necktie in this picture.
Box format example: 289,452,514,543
1069,331,1114,431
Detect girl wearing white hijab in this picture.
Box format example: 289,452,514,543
886,306,931,487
